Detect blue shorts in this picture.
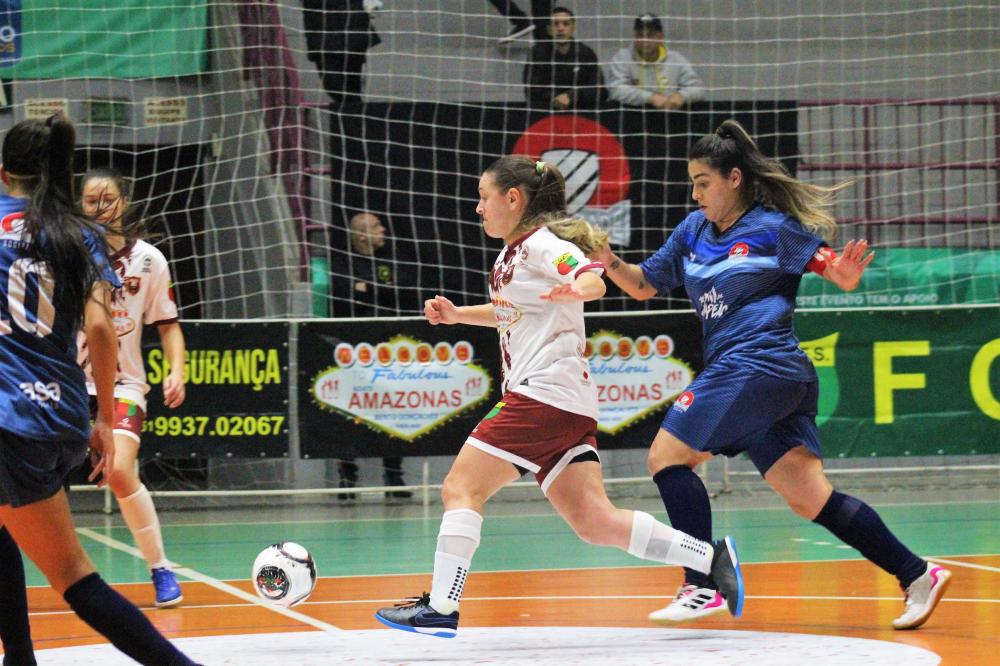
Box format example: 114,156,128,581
661,363,822,475
0,430,87,508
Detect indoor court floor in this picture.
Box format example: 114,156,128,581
15,483,1000,665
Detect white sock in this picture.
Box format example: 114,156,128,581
429,509,483,615
626,510,713,574
117,484,169,570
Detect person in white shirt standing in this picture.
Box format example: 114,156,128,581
375,155,744,638
605,13,705,110
78,168,187,608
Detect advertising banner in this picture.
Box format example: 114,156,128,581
298,314,704,459
140,321,289,458
796,307,999,457
298,307,998,460
797,249,1000,308
3,1,207,78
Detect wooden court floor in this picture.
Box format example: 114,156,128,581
12,499,1000,664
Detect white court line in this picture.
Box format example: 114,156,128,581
102,498,999,529
927,556,1000,573
29,593,1000,619
75,527,343,634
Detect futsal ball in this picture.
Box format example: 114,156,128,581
252,542,317,607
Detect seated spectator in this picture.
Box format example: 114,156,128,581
523,6,606,110
605,13,705,110
330,211,418,317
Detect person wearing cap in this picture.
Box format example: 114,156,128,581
605,13,705,110
523,6,606,110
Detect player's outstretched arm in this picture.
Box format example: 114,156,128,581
820,239,875,292
540,271,606,303
591,244,658,301
425,295,495,327
84,283,117,487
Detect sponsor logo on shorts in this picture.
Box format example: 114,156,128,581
552,252,579,275
674,390,694,412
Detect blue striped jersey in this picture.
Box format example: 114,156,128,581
0,194,117,441
640,204,824,380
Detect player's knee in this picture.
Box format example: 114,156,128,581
785,494,823,519
108,467,140,498
440,474,480,508
571,518,606,546
646,448,702,476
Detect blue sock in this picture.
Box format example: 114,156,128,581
652,465,713,588
813,491,927,588
63,573,196,666
0,527,35,666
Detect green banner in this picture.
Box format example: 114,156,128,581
796,307,1000,457
797,248,1000,308
4,1,208,79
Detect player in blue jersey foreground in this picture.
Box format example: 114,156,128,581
592,119,950,630
0,115,197,665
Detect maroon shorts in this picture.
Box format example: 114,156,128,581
467,391,599,495
89,397,146,443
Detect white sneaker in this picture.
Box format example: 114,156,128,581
892,564,952,630
649,584,727,625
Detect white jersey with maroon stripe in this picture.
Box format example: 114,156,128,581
78,240,179,412
489,226,604,421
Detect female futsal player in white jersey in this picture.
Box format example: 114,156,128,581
375,155,744,638
0,114,197,664
78,167,187,608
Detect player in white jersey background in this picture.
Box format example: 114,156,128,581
376,156,744,638
78,168,187,608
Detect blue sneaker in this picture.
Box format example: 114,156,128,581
151,567,183,608
708,536,744,618
375,592,458,638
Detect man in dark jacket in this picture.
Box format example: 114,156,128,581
303,0,381,108
523,7,605,110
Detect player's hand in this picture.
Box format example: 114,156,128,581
540,283,586,302
163,370,186,409
87,419,115,488
424,295,459,325
552,93,571,109
825,239,875,292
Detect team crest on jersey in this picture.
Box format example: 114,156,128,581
674,390,694,412
553,252,578,275
1,211,24,233
123,276,141,295
728,242,750,260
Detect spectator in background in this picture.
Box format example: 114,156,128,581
524,6,606,110
330,211,418,317
606,13,705,110
303,0,382,109
330,211,414,502
489,0,552,44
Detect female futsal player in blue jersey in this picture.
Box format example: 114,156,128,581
0,115,197,665
592,119,950,630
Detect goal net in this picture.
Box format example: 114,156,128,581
3,1,996,504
